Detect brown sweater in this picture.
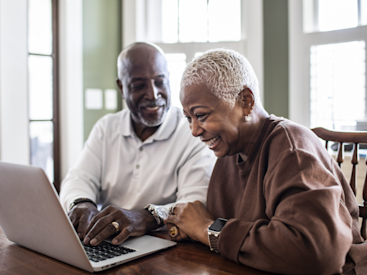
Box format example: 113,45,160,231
207,115,367,275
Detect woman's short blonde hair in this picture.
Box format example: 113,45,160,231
181,48,261,108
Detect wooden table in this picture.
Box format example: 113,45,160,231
0,228,275,275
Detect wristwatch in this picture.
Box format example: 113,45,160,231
208,218,228,253
69,198,97,211
144,204,169,225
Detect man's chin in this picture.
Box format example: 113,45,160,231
140,108,168,127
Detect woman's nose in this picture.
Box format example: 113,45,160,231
190,121,204,137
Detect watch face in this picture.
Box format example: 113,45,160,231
209,218,227,232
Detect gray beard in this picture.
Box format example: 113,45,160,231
139,107,168,127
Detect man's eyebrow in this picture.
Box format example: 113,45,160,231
155,74,166,78
130,77,145,82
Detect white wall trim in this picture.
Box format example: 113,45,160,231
59,0,84,179
0,0,30,164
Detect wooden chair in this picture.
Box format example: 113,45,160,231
311,127,367,240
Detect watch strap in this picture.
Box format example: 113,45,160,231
208,230,220,253
69,198,97,211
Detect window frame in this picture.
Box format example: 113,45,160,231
28,0,60,191
289,1,367,127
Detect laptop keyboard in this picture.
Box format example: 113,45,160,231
82,241,136,262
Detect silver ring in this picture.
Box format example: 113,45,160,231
112,221,120,232
169,226,179,238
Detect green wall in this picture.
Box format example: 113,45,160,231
83,0,123,142
263,0,289,118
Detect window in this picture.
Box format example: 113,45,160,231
142,0,245,109
303,0,367,33
298,0,367,130
310,41,366,130
28,0,60,190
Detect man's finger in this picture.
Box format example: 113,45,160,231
77,217,90,239
84,211,111,237
112,226,132,245
84,216,114,245
88,223,118,246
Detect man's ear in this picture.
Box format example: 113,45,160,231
116,78,124,99
238,87,255,114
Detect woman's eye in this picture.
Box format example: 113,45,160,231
196,114,206,121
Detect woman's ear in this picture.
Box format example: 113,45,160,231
238,87,255,115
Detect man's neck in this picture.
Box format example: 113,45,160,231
132,120,160,142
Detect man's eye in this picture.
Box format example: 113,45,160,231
155,81,166,87
185,116,192,123
131,82,145,89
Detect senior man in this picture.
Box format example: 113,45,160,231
60,42,216,246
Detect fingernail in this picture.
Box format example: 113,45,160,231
112,239,118,245
84,237,90,244
90,239,97,245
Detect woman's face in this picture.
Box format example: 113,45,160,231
181,83,245,158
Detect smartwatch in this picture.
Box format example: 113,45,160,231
208,218,228,253
68,198,97,211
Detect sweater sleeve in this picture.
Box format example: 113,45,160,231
218,149,353,275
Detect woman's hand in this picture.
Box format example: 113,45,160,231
164,201,214,245
83,206,157,246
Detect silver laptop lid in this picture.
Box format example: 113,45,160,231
0,162,93,272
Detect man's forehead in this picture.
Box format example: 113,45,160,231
123,54,168,81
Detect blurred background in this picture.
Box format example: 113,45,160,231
0,0,366,191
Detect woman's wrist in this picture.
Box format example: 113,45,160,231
200,220,214,246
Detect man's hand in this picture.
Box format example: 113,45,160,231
83,206,157,246
68,202,99,240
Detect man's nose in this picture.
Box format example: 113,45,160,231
145,80,159,100
190,120,204,137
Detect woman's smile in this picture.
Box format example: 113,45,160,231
202,136,221,149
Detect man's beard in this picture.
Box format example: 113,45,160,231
137,97,170,127
138,105,168,127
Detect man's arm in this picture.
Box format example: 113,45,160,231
83,128,216,245
60,118,107,237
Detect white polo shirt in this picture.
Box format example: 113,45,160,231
60,106,216,212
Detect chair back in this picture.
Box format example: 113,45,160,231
311,127,367,240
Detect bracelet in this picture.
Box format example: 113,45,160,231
69,198,97,211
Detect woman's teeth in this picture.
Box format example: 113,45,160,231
204,136,219,146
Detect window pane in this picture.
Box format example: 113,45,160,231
28,0,52,54
318,0,358,32
179,0,207,42
162,0,179,43
310,41,366,130
208,0,241,42
30,121,54,182
362,0,367,26
29,55,53,120
166,53,187,109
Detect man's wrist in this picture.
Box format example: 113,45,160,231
69,198,97,211
143,204,170,226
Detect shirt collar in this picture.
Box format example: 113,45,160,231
120,106,178,142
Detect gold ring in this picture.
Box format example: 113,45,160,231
169,226,179,238
112,221,120,232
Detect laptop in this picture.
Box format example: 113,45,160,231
0,162,176,272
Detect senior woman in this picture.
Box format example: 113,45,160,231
165,49,367,275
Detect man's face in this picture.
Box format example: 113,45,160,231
118,47,171,129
